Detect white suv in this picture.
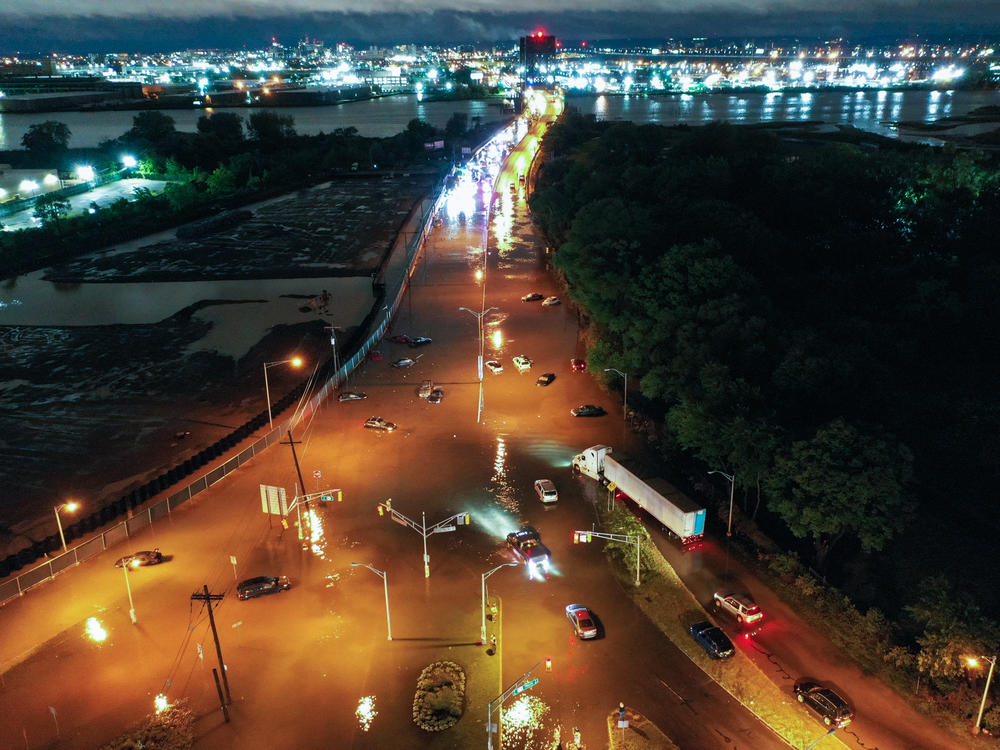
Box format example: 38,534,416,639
712,592,764,626
534,479,558,503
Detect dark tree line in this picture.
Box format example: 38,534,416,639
531,112,1000,697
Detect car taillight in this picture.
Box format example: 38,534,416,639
746,611,763,623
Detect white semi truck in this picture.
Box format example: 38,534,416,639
572,445,706,545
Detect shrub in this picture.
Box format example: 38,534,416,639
412,660,466,732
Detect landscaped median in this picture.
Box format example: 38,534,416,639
597,505,851,750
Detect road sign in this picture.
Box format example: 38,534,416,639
432,525,457,534
259,485,288,516
511,678,539,696
312,470,322,478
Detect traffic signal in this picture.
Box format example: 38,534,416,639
336,490,343,503
545,657,552,672
573,532,579,544
281,518,289,529
463,513,471,525
378,504,384,517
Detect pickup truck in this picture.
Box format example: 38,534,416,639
506,526,551,580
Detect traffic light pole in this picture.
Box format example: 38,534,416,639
377,499,471,578
487,660,543,750
574,529,642,586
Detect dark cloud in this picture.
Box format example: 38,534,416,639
0,6,997,54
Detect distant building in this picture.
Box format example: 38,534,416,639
519,32,556,83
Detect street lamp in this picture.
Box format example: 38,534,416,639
969,655,997,734
459,306,498,423
709,470,735,537
263,357,303,429
351,563,391,640
53,501,79,552
603,368,628,421
481,563,517,645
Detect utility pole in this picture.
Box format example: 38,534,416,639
282,429,311,521
191,585,231,705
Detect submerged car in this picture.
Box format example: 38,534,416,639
534,479,558,503
114,549,163,568
388,334,410,344
485,360,503,374
338,391,368,402
570,358,586,372
512,355,533,372
237,575,291,601
536,373,556,387
793,681,855,728
689,621,735,659
418,380,434,399
408,336,433,348
542,296,561,306
571,404,606,417
521,293,544,302
391,357,419,368
363,416,397,432
428,387,445,404
566,604,599,639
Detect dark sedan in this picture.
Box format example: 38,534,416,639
408,336,433,347
536,373,556,387
793,680,855,728
571,404,606,417
689,621,735,659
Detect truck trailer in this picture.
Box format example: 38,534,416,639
572,445,706,545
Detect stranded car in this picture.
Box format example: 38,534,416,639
388,334,410,344
536,373,556,387
114,549,163,568
571,404,606,417
570,358,586,372
689,621,735,659
506,526,552,580
338,391,368,402
418,380,434,398
534,479,558,504
542,296,561,306
237,575,291,600
485,360,503,374
363,416,397,432
428,387,445,404
521,293,544,302
793,681,855,728
565,604,599,639
512,355,533,372
408,336,433,348
391,357,419,368
713,592,765,626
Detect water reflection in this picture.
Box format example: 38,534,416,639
489,435,518,513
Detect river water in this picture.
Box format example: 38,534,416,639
2,89,997,151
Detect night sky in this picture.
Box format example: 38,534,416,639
0,1,997,53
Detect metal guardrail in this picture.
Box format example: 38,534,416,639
0,161,462,608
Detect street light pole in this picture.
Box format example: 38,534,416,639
351,563,391,640
53,501,79,553
122,561,137,623
604,368,627,421
481,563,517,645
971,655,997,734
709,470,735,537
263,357,303,430
459,306,498,423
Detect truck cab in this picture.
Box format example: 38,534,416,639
572,445,612,480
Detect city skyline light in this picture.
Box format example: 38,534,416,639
0,1,997,54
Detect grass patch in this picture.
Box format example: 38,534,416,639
598,505,851,750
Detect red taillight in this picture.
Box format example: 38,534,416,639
746,611,763,623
